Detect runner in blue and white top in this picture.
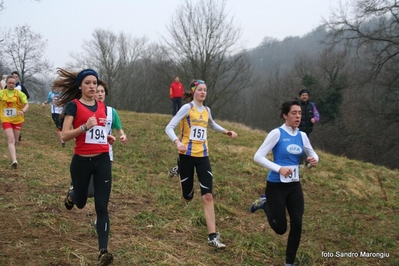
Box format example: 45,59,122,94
249,98,318,266
95,79,128,161
42,87,65,147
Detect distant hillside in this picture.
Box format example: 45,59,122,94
0,104,398,266
248,27,328,72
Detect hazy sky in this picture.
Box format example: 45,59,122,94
1,0,337,70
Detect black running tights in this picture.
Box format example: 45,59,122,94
70,152,112,250
262,181,304,264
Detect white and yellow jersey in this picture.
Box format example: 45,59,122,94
179,102,209,157
165,101,226,158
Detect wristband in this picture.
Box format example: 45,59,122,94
80,124,88,132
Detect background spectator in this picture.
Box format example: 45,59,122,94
0,75,7,89
11,71,30,99
298,89,319,137
169,76,184,116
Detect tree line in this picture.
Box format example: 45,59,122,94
0,0,397,170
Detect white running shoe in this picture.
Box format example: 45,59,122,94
207,232,226,249
168,165,179,177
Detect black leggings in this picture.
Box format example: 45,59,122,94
51,113,62,130
70,152,112,250
263,181,304,264
178,154,212,200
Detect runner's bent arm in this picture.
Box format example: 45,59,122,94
253,128,281,173
165,104,190,143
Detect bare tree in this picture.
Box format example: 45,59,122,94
1,24,52,100
74,29,121,105
71,29,147,107
0,0,41,13
164,0,252,116
70,29,172,113
121,43,172,113
322,1,399,168
323,0,399,120
324,0,399,79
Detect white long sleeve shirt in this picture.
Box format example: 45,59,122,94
254,124,319,173
165,102,225,142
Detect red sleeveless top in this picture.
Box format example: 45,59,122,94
72,99,109,155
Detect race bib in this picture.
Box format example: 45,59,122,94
280,165,300,183
4,108,17,117
85,126,107,144
189,126,207,142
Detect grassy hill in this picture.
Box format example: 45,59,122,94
0,104,398,266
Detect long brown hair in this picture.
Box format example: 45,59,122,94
52,68,80,107
183,90,194,101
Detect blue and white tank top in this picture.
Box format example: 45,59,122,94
267,127,304,183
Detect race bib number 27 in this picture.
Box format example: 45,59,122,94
4,108,17,117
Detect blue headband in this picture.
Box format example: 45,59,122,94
190,79,206,93
299,89,309,96
76,69,98,86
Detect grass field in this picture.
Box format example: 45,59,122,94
0,104,398,266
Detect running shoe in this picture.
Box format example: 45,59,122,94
64,185,74,210
207,232,226,249
168,165,179,177
249,194,266,213
61,142,65,148
11,161,18,169
98,249,113,266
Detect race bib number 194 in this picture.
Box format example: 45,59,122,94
85,126,107,144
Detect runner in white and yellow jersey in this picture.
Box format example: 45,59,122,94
165,79,238,249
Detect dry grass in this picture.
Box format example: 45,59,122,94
0,104,398,266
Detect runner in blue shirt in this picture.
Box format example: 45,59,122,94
249,98,319,266
42,87,65,147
